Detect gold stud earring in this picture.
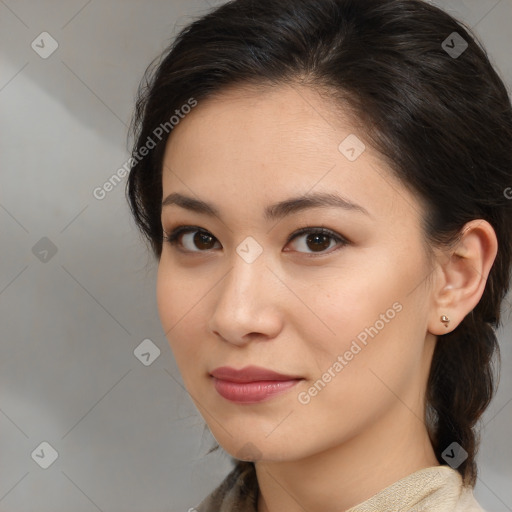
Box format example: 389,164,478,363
440,315,450,328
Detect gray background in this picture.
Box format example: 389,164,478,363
0,0,511,510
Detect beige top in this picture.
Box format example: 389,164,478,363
195,461,486,512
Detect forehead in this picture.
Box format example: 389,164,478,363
167,83,355,159
161,83,425,227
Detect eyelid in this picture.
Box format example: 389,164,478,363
163,225,220,253
284,225,348,247
163,224,349,256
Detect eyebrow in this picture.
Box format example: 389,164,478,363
161,191,371,222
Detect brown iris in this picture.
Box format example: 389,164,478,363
194,231,216,250
305,233,331,252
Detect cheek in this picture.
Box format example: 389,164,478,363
322,241,426,325
304,264,397,342
156,258,202,329
307,259,428,405
156,263,202,363
294,306,422,443
156,264,175,333
304,247,427,374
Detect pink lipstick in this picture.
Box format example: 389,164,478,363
209,365,303,404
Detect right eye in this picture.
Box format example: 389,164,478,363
163,226,221,252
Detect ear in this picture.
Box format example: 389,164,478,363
427,219,498,335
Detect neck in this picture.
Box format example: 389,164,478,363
255,405,439,512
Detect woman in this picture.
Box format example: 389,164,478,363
126,0,512,510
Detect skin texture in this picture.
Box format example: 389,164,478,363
156,84,497,512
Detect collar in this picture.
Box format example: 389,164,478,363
195,461,485,512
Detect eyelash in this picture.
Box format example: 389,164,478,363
162,225,349,257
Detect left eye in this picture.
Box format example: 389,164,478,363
286,227,348,254
163,226,348,255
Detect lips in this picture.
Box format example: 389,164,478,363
209,365,304,404
209,365,302,383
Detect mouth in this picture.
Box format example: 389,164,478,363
209,365,304,404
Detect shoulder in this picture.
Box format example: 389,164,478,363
346,465,487,512
455,484,487,512
435,466,487,512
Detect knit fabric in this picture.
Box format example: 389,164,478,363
195,461,485,512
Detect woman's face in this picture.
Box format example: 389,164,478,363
157,84,438,462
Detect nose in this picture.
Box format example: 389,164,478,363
207,248,283,346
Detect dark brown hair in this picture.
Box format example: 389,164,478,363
126,0,512,486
